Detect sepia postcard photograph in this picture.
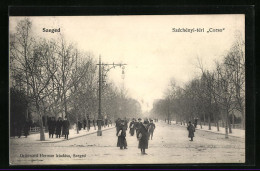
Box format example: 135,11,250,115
9,15,245,165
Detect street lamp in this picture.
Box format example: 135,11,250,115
96,55,127,136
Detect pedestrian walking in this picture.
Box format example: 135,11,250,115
87,118,91,131
129,118,135,136
93,119,96,130
23,119,30,138
117,120,127,150
116,118,121,135
194,118,198,128
83,118,87,130
187,121,195,141
48,117,56,138
137,120,149,155
148,120,156,140
55,117,63,138
135,118,142,139
63,116,70,140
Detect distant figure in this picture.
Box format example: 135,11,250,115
124,117,128,130
93,119,96,130
135,118,142,139
187,121,195,141
23,119,30,138
78,121,82,131
56,117,63,138
83,118,87,130
116,118,121,135
63,116,70,140
105,118,108,127
87,118,91,131
48,117,56,138
129,118,135,136
117,120,127,150
137,120,149,155
194,118,198,128
148,120,156,140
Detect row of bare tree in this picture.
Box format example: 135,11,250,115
151,34,245,138
10,18,141,141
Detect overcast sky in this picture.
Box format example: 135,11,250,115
10,15,245,112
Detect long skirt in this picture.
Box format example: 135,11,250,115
138,138,148,149
117,136,127,148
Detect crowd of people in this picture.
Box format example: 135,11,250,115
115,117,157,155
47,116,70,140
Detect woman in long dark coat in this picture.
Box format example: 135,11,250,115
137,121,149,155
55,117,63,138
129,119,135,136
187,121,195,141
117,120,127,150
63,116,70,140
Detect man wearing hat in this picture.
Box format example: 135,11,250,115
63,116,70,140
137,120,149,155
148,120,156,140
135,118,142,139
187,121,195,141
117,119,127,149
129,118,136,136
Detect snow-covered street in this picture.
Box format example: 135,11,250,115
9,121,245,165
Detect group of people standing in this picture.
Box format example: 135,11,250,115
47,116,70,140
115,118,156,155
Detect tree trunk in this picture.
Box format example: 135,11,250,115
37,104,45,141
225,109,229,139
200,121,202,129
217,121,220,131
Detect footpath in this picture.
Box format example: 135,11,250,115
165,120,245,139
10,125,115,144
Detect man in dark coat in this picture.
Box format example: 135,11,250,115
63,116,70,140
129,118,135,136
124,117,128,130
187,121,195,141
87,118,91,131
115,118,121,135
148,120,156,140
55,117,63,138
194,118,198,128
117,120,127,150
23,119,30,138
137,120,149,155
83,118,87,130
78,121,82,131
48,117,56,138
135,118,142,139
93,119,96,130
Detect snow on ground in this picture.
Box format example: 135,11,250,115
9,120,245,165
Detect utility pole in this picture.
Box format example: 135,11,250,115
96,55,127,136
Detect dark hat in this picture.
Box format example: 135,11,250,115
121,120,125,122
138,118,142,120
143,121,149,124
189,121,191,123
